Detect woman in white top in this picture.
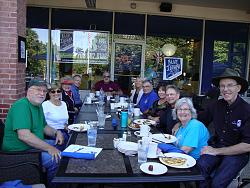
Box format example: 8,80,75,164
130,77,143,105
42,83,69,150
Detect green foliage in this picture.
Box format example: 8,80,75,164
213,41,229,63
26,28,47,77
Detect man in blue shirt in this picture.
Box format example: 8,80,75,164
138,80,159,114
71,74,83,110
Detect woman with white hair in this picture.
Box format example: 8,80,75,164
130,77,143,105
172,97,210,159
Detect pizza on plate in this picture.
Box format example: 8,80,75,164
161,157,187,166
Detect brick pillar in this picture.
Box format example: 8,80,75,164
0,0,26,121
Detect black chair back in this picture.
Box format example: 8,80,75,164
0,119,4,148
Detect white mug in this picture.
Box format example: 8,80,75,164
89,93,95,98
86,97,92,104
134,108,141,117
140,124,150,137
120,97,125,103
96,91,100,97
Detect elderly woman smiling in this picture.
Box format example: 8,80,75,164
173,97,210,160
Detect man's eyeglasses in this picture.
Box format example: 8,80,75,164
219,84,238,90
103,75,110,78
50,90,62,94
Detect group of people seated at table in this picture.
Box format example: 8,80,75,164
1,68,250,188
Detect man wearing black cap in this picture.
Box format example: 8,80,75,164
198,68,250,188
2,77,64,187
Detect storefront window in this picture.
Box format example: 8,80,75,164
26,28,48,87
51,29,111,89
145,36,201,96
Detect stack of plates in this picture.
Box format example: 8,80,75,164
117,141,138,155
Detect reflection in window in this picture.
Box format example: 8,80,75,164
145,36,201,96
213,41,229,64
213,40,246,77
51,29,111,89
26,28,48,82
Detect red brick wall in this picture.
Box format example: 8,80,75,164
0,0,26,121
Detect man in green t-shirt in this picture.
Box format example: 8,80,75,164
2,78,64,187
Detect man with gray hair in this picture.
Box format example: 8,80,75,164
2,77,64,187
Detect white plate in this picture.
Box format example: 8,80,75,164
159,152,196,169
140,162,168,175
117,141,138,154
68,123,90,132
151,134,177,144
134,131,152,137
133,119,156,126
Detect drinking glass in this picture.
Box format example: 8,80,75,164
87,125,97,147
137,140,149,164
98,113,106,129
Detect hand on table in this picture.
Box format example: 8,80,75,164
201,146,218,156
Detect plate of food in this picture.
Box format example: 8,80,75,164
68,123,90,132
159,152,196,168
128,123,141,130
134,131,152,137
133,119,156,126
140,162,168,175
151,134,177,144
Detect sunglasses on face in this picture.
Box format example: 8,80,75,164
50,89,61,94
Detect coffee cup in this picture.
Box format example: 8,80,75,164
86,97,92,104
120,97,126,103
89,93,95,98
96,91,100,97
134,108,141,117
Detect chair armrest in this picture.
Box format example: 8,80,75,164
0,150,44,185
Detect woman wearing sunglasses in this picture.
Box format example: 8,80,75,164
42,83,69,150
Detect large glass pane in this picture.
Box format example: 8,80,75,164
212,40,247,77
145,36,201,96
51,29,111,89
26,28,48,87
114,42,143,95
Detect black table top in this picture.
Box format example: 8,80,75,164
53,103,204,184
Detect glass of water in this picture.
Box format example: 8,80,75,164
137,140,149,164
87,125,97,147
98,112,106,129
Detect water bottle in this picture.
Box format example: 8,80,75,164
112,117,117,130
99,88,105,102
121,110,128,128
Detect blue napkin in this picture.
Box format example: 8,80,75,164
61,152,95,159
158,143,185,154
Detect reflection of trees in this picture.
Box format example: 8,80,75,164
146,37,194,71
26,28,46,77
213,41,229,63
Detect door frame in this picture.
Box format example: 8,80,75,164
111,39,146,81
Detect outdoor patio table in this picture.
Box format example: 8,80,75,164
52,103,204,187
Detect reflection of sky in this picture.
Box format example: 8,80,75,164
33,29,101,51
32,28,48,43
